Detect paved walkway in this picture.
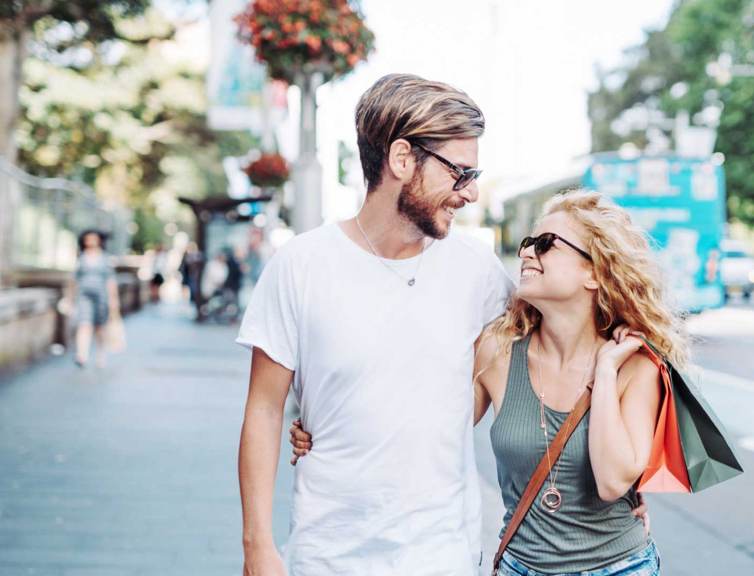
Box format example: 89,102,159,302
0,303,296,576
1,303,752,575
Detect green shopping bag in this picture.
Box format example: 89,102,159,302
667,361,744,491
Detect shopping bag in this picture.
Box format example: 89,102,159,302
637,339,743,493
636,341,691,492
668,361,744,491
105,313,127,353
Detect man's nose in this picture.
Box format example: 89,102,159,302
458,181,479,204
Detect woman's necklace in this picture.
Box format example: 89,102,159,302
534,334,597,513
355,216,428,287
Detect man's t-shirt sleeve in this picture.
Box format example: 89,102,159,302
235,249,299,371
482,253,516,326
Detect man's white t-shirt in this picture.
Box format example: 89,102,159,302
237,223,514,575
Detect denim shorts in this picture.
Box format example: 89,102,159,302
78,291,109,327
497,541,660,576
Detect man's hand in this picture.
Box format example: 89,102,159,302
632,492,651,536
289,419,312,465
243,544,286,576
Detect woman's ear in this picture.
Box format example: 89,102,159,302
584,268,599,291
386,138,415,184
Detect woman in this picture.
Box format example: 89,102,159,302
73,230,120,368
289,190,685,574
473,190,686,575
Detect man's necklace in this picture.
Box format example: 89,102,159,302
355,216,428,287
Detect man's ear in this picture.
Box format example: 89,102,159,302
386,139,415,184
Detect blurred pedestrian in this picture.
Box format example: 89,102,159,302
200,251,228,302
200,251,241,323
149,244,167,302
73,229,121,368
179,242,203,304
223,247,242,319
247,228,266,286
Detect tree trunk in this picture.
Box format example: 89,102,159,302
0,28,25,287
0,28,23,160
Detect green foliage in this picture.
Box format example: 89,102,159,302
0,1,150,41
588,0,754,226
130,205,164,253
15,5,258,251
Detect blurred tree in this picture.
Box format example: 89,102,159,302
7,4,258,249
0,1,151,160
588,0,754,225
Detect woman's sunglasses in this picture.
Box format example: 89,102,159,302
518,232,592,261
411,142,482,191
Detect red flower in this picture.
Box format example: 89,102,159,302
331,39,349,54
305,35,322,51
243,153,290,188
236,0,375,83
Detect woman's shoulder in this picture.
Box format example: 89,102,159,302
477,329,511,361
475,329,517,384
617,349,662,396
622,350,661,378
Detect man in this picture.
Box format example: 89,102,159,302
236,73,515,575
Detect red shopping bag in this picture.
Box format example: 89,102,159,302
636,343,691,493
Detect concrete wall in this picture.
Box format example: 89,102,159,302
0,270,148,372
0,288,58,369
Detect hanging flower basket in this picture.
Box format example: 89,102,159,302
235,0,376,84
243,153,290,188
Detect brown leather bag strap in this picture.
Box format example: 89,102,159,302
491,388,592,574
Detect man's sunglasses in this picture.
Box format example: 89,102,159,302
411,142,482,191
518,232,592,261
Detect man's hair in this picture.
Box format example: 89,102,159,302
355,73,485,191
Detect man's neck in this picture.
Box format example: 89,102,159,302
345,190,427,260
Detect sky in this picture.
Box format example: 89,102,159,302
315,0,676,198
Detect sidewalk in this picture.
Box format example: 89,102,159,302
0,303,295,576
1,303,752,575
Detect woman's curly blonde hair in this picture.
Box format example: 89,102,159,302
485,189,689,368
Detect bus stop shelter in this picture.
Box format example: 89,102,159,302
178,194,273,321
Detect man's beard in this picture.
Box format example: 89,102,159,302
397,172,447,239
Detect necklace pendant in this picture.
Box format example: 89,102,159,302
407,278,415,287
541,487,562,513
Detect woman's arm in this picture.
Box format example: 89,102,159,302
473,379,492,426
589,338,661,501
473,334,493,425
473,331,511,426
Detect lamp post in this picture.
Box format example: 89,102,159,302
234,1,375,233
292,69,325,234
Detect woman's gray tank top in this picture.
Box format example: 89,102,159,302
490,334,648,573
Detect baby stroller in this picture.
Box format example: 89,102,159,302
198,251,241,324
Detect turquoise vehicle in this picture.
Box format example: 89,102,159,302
582,154,726,312
502,153,726,313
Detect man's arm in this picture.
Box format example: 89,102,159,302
239,347,294,576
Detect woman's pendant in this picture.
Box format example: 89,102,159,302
408,278,416,286
541,486,562,513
